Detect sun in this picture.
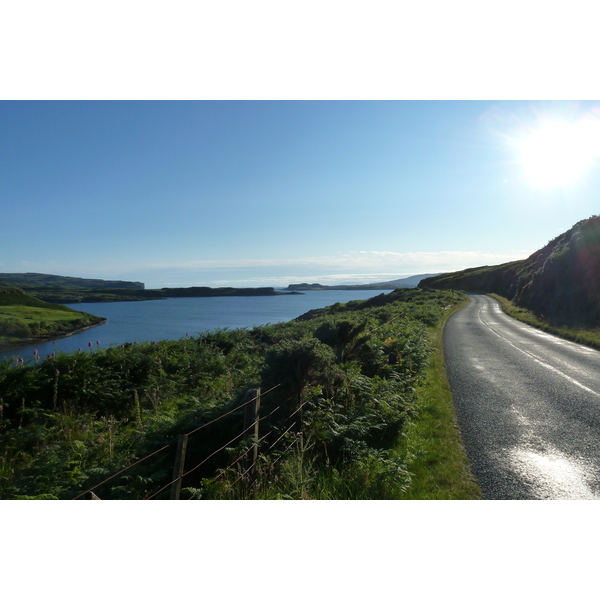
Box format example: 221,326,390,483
520,119,600,188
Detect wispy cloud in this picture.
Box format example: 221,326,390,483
1,249,533,288
138,249,531,272
154,251,528,277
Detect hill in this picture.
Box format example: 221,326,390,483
0,273,295,303
285,273,442,291
32,286,296,303
0,287,106,349
419,215,600,326
0,286,76,311
0,272,144,290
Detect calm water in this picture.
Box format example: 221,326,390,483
0,290,391,363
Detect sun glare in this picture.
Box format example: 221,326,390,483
520,118,600,188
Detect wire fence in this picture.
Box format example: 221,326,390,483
70,383,311,500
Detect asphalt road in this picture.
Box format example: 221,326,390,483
444,294,600,500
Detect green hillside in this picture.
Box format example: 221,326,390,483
285,274,442,291
0,272,144,290
0,287,76,311
419,215,600,326
0,287,105,348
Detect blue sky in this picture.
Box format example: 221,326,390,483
2,100,600,289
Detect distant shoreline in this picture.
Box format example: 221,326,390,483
286,283,400,291
26,286,303,304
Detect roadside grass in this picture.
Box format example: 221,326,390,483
398,299,482,499
488,293,600,350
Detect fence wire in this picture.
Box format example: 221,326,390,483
72,384,280,500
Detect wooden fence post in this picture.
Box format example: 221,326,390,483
170,434,189,500
243,388,261,480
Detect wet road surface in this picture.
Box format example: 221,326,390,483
444,294,600,499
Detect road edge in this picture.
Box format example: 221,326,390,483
399,297,482,499
488,293,600,351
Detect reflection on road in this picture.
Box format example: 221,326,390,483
444,294,600,500
507,447,599,500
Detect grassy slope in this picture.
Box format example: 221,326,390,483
0,272,143,289
398,298,481,499
0,288,78,311
252,292,481,500
0,288,105,346
420,216,600,328
489,293,600,350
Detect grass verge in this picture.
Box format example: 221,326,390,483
398,299,481,499
488,293,600,350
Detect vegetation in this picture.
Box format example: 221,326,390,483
285,274,442,291
0,273,294,303
0,272,144,290
489,293,600,350
0,288,106,349
397,297,480,499
25,286,294,304
0,288,473,500
420,215,600,328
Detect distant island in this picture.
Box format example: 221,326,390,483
285,274,442,291
0,273,299,304
0,272,445,304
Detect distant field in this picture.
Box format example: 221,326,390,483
0,288,105,347
0,304,91,323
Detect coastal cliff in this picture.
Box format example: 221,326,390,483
419,215,600,326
